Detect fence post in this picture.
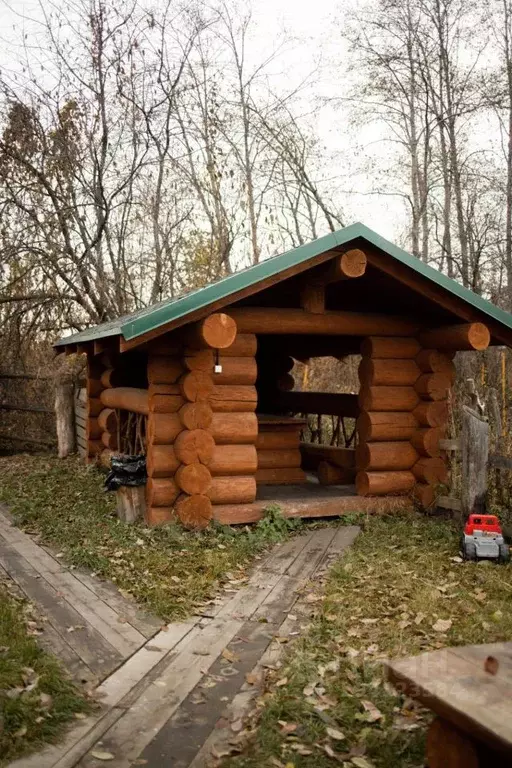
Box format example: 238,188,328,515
55,374,76,458
461,405,489,519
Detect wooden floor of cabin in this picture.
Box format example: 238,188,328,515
213,476,413,525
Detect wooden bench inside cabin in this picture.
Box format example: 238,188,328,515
387,642,512,767
300,442,356,485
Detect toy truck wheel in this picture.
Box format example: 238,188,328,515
499,544,510,564
461,538,477,561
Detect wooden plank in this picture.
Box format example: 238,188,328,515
387,644,512,754
77,434,87,450
439,438,460,452
489,454,512,471
0,544,122,677
95,620,198,709
35,616,98,686
213,493,412,524
77,531,333,765
437,495,462,512
461,405,489,517
0,403,54,414
0,372,52,380
41,569,146,656
7,710,124,768
0,514,144,655
71,569,161,640
0,433,56,447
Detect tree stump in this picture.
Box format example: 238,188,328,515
116,486,146,523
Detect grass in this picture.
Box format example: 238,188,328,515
0,580,89,766
0,455,302,622
224,514,512,768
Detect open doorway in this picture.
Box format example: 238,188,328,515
254,335,361,489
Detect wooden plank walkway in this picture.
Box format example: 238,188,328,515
0,507,161,686
5,522,359,768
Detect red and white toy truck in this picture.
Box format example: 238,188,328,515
461,514,510,563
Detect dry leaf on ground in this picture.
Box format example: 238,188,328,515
432,618,452,633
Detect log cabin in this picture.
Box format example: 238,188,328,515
54,223,512,529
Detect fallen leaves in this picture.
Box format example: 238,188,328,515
326,726,346,740
359,700,383,723
432,618,452,633
221,648,238,663
90,751,115,761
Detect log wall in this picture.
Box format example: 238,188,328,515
356,336,452,507
143,325,259,529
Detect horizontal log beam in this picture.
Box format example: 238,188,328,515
100,387,149,415
276,390,359,418
229,308,418,337
419,323,490,351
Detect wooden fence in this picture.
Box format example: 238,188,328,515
437,402,509,517
0,371,56,449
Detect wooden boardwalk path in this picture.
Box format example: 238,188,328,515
0,509,358,768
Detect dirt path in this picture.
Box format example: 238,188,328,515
1,510,358,768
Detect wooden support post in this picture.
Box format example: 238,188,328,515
55,374,76,458
461,405,489,519
300,284,325,314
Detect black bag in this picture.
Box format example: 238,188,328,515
104,454,147,491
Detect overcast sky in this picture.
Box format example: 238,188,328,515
0,0,403,244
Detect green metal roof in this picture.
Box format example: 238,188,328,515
55,222,512,347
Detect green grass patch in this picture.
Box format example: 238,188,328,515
0,455,302,622
225,514,512,768
0,582,89,766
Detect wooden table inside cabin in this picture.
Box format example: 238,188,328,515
386,642,512,767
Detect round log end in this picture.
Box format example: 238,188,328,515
179,402,213,430
175,463,212,495
340,248,367,278
201,313,237,349
98,408,118,433
174,429,215,465
180,371,214,403
175,494,213,530
468,322,491,351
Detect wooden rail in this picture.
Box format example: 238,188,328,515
0,372,52,380
0,433,56,446
0,403,54,414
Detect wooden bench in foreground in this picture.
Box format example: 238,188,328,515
386,642,512,767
